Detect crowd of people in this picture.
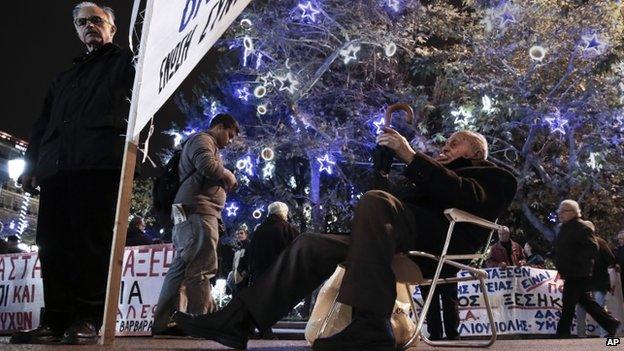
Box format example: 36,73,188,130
4,2,622,350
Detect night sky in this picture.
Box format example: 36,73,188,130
1,1,222,174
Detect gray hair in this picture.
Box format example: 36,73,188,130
451,131,489,160
268,202,289,219
559,199,581,217
73,2,116,25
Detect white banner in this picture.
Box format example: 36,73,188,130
414,266,624,336
1,250,622,337
132,0,252,138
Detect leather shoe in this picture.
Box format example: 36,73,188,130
152,324,194,339
313,310,396,351
61,320,99,345
174,297,252,349
606,320,621,337
10,324,64,344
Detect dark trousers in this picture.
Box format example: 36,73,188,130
239,190,462,329
419,283,460,339
36,170,120,330
556,277,618,335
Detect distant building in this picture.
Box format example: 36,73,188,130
0,131,38,242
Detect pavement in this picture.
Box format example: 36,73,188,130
0,337,621,351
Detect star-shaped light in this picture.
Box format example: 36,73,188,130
587,152,602,171
372,116,385,134
387,0,400,12
451,107,475,129
317,154,336,174
544,110,569,135
262,162,275,179
258,72,277,87
226,203,239,217
340,44,361,65
239,174,250,186
236,156,254,176
481,95,495,114
298,1,321,22
581,34,604,54
276,72,300,95
236,87,251,101
499,11,516,27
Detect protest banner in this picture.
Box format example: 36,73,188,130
1,250,622,337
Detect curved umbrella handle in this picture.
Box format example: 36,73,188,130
384,103,414,126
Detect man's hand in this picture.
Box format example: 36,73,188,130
376,127,416,164
500,262,508,269
222,169,238,192
615,264,621,273
17,174,39,195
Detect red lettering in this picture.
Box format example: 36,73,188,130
0,257,5,280
20,256,31,279
141,304,150,319
162,246,174,276
12,285,22,303
123,250,135,277
32,256,41,279
9,257,18,280
149,248,161,277
136,249,150,277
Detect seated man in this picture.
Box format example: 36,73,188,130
174,128,517,350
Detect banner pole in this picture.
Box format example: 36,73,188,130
100,0,154,345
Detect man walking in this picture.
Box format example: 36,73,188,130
11,2,134,345
554,199,620,337
152,113,240,336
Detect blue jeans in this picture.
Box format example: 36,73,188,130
575,290,607,337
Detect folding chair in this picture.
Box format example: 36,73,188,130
394,208,503,349
317,208,503,349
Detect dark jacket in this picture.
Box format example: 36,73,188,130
399,154,518,275
526,253,546,268
244,214,300,284
555,218,598,278
125,227,153,247
24,43,134,181
590,236,616,292
485,240,525,267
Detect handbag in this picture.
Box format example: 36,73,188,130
305,265,416,345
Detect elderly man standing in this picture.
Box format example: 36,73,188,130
11,2,134,345
554,199,620,338
174,129,517,351
485,226,525,268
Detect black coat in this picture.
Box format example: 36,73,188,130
555,218,598,278
24,43,134,181
397,154,517,275
590,236,616,292
244,214,300,284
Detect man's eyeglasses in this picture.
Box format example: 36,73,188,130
74,16,111,27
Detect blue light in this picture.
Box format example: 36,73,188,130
298,1,321,22
226,203,240,217
317,154,336,174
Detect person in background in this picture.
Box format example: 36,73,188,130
11,2,134,345
485,226,525,268
523,241,545,268
243,202,300,286
126,216,153,246
614,230,624,297
227,228,251,294
554,199,620,338
6,235,26,253
575,235,617,337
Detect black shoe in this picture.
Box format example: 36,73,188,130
61,320,99,345
152,324,194,339
606,320,621,337
173,297,252,349
10,324,64,344
313,310,396,351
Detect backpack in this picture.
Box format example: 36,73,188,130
152,141,194,227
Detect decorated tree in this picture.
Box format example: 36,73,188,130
163,0,624,245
